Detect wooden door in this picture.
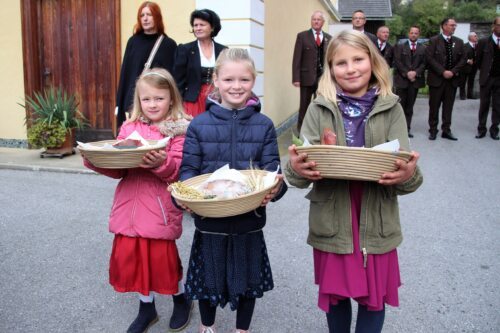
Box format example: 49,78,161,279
21,0,121,141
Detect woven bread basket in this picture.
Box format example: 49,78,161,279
171,170,279,218
78,140,166,169
296,145,412,181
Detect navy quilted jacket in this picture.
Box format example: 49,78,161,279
180,96,287,234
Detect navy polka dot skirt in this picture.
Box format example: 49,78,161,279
185,229,273,310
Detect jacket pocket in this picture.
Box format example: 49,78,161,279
305,189,338,237
378,195,400,238
157,196,168,225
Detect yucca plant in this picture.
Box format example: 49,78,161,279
20,87,87,131
19,87,87,148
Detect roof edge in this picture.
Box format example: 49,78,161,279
321,0,341,21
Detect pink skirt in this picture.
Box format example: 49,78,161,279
183,84,213,117
109,235,182,296
313,181,401,312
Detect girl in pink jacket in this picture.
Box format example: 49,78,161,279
83,68,192,333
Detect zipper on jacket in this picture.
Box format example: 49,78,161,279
130,177,140,228
157,196,168,225
231,109,238,166
362,248,368,268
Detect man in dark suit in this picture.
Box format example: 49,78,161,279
376,25,394,67
351,10,377,45
425,18,466,140
475,17,500,140
292,11,332,131
459,32,478,100
393,26,427,137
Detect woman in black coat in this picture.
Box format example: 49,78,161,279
115,1,177,129
173,9,226,117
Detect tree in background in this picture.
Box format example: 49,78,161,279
387,0,497,40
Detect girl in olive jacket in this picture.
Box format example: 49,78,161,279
285,30,423,333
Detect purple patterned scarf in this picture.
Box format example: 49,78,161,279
336,87,378,147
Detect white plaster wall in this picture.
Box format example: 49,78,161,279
329,23,351,36
454,23,470,42
218,20,264,48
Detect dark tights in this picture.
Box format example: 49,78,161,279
199,296,256,330
326,299,385,333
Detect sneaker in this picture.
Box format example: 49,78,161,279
199,325,216,333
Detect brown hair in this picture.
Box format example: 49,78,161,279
317,30,394,104
133,1,165,35
129,68,186,122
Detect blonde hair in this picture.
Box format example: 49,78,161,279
129,68,186,122
317,30,394,104
211,48,256,101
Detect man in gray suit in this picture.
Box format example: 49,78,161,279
292,11,332,131
393,26,427,137
425,18,466,140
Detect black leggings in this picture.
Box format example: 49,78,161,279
326,299,385,333
199,296,256,330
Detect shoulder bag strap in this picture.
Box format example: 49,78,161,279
143,35,164,72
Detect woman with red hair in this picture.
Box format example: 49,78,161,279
115,1,177,130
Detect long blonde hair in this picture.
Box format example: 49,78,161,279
317,30,394,104
129,68,186,122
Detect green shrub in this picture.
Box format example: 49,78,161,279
27,122,67,149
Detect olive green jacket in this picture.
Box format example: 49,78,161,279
285,94,423,259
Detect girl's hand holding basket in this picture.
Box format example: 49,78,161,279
139,149,167,169
378,151,420,186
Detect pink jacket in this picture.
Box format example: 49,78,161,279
83,119,189,240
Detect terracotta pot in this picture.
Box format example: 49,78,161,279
44,129,75,156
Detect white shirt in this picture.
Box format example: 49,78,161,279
377,39,386,51
197,40,215,67
492,34,500,45
312,29,323,43
441,33,452,42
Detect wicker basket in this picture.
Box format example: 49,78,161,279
171,170,279,218
296,145,412,181
78,140,166,169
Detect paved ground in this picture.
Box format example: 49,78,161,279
0,97,499,332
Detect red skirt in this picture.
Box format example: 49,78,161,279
183,83,213,117
109,235,182,295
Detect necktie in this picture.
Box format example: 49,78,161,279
411,42,416,52
446,37,451,43
497,38,500,48
315,32,321,47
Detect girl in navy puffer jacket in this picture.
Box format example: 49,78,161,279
83,68,193,333
178,49,287,333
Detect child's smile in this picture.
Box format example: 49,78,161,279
214,61,255,110
331,44,372,97
137,82,171,124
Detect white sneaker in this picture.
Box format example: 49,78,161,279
199,325,216,333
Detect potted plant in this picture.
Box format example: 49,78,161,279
20,87,87,158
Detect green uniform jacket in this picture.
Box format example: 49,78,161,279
285,94,423,258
